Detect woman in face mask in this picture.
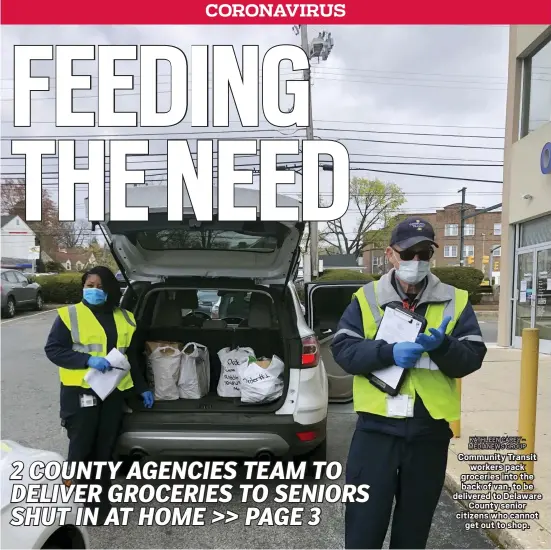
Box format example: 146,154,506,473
44,266,153,523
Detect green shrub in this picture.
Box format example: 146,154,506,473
317,269,374,282
431,267,484,304
296,270,373,302
36,273,83,304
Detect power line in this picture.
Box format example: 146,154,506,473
2,130,505,151
0,161,504,180
1,117,508,131
0,151,505,164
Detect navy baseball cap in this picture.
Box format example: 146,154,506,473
390,217,438,250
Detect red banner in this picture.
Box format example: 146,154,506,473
2,0,551,25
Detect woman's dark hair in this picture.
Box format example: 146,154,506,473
81,266,121,308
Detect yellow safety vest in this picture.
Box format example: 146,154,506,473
353,280,468,422
57,302,136,391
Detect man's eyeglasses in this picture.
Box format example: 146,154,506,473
393,247,434,262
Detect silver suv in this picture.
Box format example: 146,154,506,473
97,186,339,469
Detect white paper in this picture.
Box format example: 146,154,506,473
370,307,424,389
520,280,527,291
519,291,527,303
84,348,131,401
547,278,551,291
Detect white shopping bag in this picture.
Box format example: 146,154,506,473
178,343,210,399
217,347,255,398
239,354,284,404
148,344,182,401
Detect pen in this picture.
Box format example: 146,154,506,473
109,366,126,371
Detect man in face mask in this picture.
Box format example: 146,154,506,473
331,217,487,550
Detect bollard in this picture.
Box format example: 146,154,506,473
450,379,462,438
518,328,539,479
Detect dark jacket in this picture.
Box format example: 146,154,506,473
331,269,487,439
44,301,148,395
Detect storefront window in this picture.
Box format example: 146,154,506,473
522,36,551,136
519,214,551,247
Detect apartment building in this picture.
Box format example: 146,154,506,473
362,203,502,278
498,25,551,353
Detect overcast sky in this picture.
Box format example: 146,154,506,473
1,24,510,244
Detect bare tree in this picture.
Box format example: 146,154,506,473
319,177,406,259
56,221,90,249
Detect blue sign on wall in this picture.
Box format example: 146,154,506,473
541,142,551,175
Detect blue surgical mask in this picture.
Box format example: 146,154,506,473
83,288,107,305
394,254,430,285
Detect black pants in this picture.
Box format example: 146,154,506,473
345,429,450,550
61,386,126,502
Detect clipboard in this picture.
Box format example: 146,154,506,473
366,304,427,397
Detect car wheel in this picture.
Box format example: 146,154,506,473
3,297,16,318
35,292,44,311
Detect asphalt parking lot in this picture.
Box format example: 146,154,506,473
1,309,496,549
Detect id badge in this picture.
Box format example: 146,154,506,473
386,394,414,418
79,394,97,408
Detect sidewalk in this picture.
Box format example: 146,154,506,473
445,345,551,549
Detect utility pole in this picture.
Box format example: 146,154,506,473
459,187,467,267
298,25,319,279
293,26,334,281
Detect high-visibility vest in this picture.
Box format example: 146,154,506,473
57,302,136,391
353,280,468,422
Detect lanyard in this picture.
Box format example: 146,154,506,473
402,299,416,313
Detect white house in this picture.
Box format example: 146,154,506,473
1,215,37,268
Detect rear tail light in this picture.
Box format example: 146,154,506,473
301,335,320,368
296,431,318,442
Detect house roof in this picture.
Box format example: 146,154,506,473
1,215,17,227
320,254,358,267
53,250,95,264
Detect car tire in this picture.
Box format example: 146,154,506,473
3,297,16,318
35,292,44,311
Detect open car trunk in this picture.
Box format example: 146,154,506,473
129,282,301,413
94,186,305,413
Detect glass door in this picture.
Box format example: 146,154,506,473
513,252,535,347
513,246,551,353
535,248,551,354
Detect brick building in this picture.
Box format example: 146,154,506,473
362,203,502,281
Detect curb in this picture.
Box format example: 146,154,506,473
444,472,523,549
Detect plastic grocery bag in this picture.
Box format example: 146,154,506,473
146,342,182,400
239,354,284,404
217,347,255,398
178,343,210,399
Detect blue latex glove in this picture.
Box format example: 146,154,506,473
393,342,425,368
141,391,154,408
416,316,453,352
87,356,111,372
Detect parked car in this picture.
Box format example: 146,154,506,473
98,186,347,470
197,289,219,316
1,440,90,549
1,269,43,318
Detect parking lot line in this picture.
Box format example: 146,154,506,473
1,309,57,325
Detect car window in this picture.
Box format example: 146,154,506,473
1,273,7,282
4,271,18,283
15,272,28,283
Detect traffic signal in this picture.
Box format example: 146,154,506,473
494,261,500,271
483,255,490,264
467,256,474,265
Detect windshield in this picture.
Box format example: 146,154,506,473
137,229,278,252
